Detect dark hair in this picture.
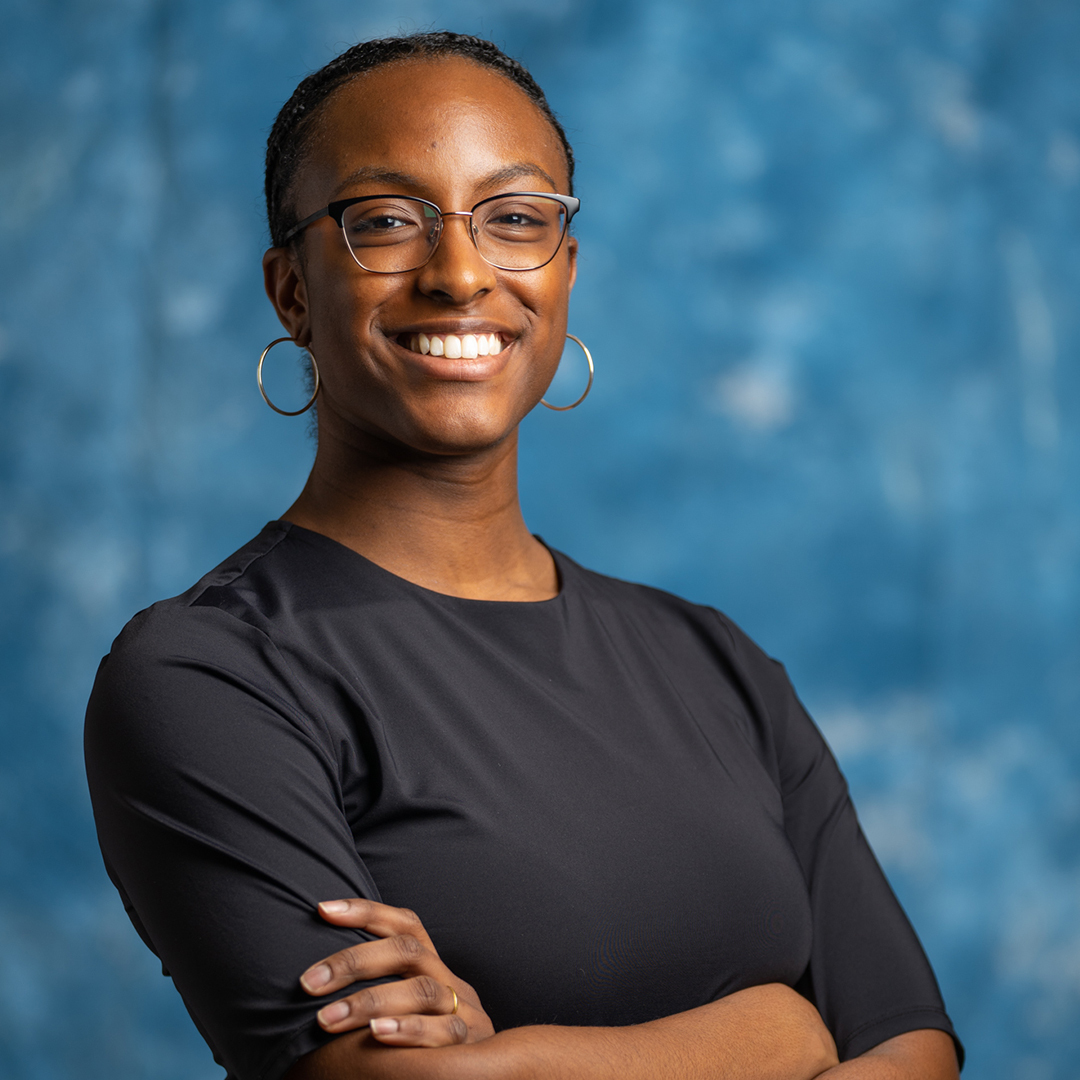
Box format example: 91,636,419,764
264,31,575,248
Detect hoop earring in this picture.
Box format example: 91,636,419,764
542,334,594,411
257,336,320,416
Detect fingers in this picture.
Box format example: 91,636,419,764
302,932,447,996
316,975,460,1034
317,898,435,949
301,896,496,1047
368,1013,470,1048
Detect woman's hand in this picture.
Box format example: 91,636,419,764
299,897,496,1048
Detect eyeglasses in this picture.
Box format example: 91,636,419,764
282,191,579,274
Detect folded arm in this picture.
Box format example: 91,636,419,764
285,899,836,1080
288,997,957,1080
285,898,959,1080
286,983,838,1080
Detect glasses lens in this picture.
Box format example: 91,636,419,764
473,195,568,270
340,198,440,272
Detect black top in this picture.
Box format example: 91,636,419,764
85,522,959,1080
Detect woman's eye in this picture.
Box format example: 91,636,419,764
344,208,424,246
492,212,543,227
358,215,410,231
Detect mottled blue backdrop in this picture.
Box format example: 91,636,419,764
3,0,1079,1076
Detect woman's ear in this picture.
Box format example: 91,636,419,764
263,247,311,346
566,235,578,294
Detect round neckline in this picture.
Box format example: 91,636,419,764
277,520,568,607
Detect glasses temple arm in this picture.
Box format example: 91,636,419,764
281,205,331,245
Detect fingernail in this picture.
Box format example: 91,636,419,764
318,1000,350,1026
318,900,350,914
370,1017,400,1035
301,964,331,991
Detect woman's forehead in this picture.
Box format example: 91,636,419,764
298,58,568,200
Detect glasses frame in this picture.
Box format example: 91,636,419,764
282,191,580,273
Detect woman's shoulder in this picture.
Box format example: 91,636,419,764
553,546,764,659
553,547,815,778
104,521,294,658
95,519,360,715
554,547,803,727
87,521,338,758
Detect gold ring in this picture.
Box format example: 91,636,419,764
448,986,459,1015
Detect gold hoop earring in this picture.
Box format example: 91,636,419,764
257,336,320,416
542,334,594,411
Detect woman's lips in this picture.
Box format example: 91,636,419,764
390,331,513,381
400,332,504,359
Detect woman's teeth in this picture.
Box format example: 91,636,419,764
409,333,503,359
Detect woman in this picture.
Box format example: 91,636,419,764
85,32,961,1080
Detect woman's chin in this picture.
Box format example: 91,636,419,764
392,382,544,454
334,399,527,460
402,413,523,457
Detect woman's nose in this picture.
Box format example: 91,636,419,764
415,214,498,304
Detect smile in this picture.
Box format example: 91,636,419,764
401,332,506,359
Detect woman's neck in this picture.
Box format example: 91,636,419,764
281,425,558,602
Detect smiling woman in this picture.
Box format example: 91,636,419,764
84,31,962,1080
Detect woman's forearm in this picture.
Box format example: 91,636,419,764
287,983,839,1080
468,985,839,1080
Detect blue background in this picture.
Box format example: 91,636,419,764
2,0,1079,1076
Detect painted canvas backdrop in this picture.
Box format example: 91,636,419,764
3,0,1079,1076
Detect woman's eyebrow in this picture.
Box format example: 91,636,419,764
332,167,420,197
480,163,558,191
331,162,560,199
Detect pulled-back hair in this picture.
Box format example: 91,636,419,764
264,31,575,248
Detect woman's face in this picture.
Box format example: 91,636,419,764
266,57,578,457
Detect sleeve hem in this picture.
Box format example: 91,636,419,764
256,1018,335,1080
255,976,400,1080
840,1007,964,1071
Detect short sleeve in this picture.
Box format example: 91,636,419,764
721,619,963,1066
84,603,388,1080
